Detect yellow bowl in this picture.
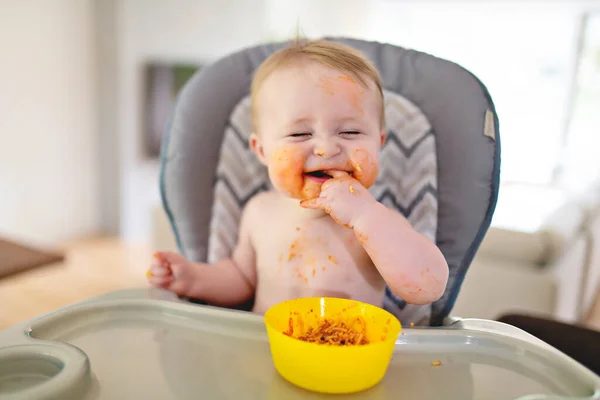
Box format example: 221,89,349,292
264,297,402,394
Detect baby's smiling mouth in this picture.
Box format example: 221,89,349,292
304,169,354,182
305,170,333,179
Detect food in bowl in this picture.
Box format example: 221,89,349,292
283,316,369,345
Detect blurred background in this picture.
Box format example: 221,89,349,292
1,0,599,334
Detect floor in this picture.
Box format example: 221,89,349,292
0,236,151,330
0,236,599,331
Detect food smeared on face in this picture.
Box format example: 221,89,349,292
351,149,378,189
317,75,365,115
268,148,377,200
268,146,311,199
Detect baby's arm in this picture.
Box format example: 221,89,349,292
147,201,257,306
189,206,257,306
300,172,448,305
352,201,448,305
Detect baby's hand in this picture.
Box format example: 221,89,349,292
300,170,377,228
146,251,196,296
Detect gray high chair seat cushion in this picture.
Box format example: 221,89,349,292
159,37,500,326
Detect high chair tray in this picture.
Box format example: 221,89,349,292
0,289,598,400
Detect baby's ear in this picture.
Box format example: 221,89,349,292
249,133,267,165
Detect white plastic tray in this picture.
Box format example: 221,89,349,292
0,288,598,400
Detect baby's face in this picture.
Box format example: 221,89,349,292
251,62,385,200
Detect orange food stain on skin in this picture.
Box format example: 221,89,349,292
356,231,369,246
339,75,355,84
318,75,365,115
312,268,316,277
268,146,320,200
340,75,365,115
322,266,326,272
328,255,338,264
352,149,378,189
287,238,302,262
318,77,336,96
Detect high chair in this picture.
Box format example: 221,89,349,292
159,37,500,326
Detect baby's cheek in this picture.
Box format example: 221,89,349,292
352,148,379,189
268,147,308,199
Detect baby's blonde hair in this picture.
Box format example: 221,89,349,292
250,39,385,130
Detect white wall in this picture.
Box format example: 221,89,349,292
265,0,374,40
94,0,123,236
117,0,270,243
0,0,100,246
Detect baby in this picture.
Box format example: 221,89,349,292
147,39,449,314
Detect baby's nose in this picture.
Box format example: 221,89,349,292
313,139,340,158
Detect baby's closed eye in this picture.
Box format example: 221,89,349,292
289,132,311,138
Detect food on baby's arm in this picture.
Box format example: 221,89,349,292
284,317,369,345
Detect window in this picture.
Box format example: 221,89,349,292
364,2,580,186
560,12,600,193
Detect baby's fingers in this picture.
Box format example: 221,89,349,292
147,263,171,277
155,251,189,265
147,251,174,278
300,197,325,209
327,170,351,179
147,274,174,288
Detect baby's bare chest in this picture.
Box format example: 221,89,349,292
252,217,379,287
